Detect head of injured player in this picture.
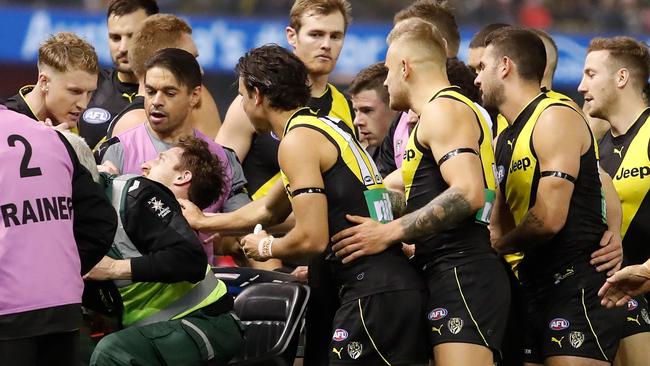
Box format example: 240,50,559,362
141,136,224,210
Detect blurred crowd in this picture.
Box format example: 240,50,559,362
6,0,650,33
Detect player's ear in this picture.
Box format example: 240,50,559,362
38,72,50,94
616,68,630,89
189,85,201,109
401,59,409,80
253,87,264,106
500,56,512,78
175,169,192,186
286,26,298,49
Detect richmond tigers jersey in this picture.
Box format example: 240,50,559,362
243,83,355,200
494,88,574,139
402,86,497,270
495,94,606,281
79,69,138,149
599,108,650,265
280,108,422,302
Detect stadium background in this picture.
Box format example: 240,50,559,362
1,0,649,115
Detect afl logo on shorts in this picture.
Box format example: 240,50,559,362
428,308,448,321
332,329,348,342
549,318,570,331
83,108,111,124
628,299,639,311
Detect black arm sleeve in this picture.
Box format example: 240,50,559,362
123,179,207,283
56,132,117,275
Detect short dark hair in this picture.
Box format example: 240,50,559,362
485,27,546,83
144,48,201,91
348,62,389,105
236,44,311,111
175,136,225,210
469,23,510,49
588,36,650,93
446,58,480,103
107,0,159,18
394,0,460,57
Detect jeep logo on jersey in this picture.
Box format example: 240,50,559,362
549,318,570,331
332,329,348,342
615,166,650,180
404,149,416,162
82,108,111,124
628,299,639,311
428,308,448,321
509,157,531,173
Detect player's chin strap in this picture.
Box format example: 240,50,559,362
290,187,326,197
437,147,479,166
540,170,576,183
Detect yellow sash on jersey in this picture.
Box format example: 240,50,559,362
280,110,384,194
251,85,354,200
612,113,650,238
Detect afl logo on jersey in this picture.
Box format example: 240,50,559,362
83,108,111,124
332,329,348,342
496,165,505,184
549,318,570,331
428,308,448,321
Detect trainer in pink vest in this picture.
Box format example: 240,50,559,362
0,107,82,316
117,124,232,262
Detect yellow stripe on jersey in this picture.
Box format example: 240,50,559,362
281,109,384,196
612,115,650,238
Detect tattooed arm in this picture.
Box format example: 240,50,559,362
388,190,407,218
331,97,486,263
494,106,585,253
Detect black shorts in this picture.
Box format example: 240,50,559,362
522,267,626,363
329,289,428,365
424,258,511,357
622,296,650,338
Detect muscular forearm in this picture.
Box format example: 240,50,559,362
268,226,326,262
197,198,284,234
387,187,473,243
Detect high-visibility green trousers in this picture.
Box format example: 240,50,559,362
90,312,244,366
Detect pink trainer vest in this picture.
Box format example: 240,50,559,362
0,107,82,316
393,112,412,169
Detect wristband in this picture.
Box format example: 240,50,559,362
258,235,275,259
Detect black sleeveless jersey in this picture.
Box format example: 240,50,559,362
243,84,355,199
282,108,422,302
79,68,138,149
402,87,498,271
495,94,606,281
599,108,650,265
